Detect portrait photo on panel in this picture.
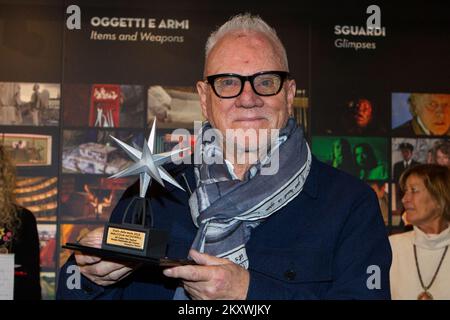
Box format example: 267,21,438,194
314,93,388,136
392,92,450,136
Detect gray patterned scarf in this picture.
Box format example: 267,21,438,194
174,117,311,299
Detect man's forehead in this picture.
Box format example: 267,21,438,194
431,94,450,103
417,94,449,103
218,30,272,46
205,31,282,74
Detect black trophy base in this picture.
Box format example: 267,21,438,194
63,196,197,267
62,243,197,267
102,222,168,259
99,196,171,259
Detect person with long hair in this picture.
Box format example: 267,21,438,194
0,144,41,299
390,164,450,299
353,143,387,180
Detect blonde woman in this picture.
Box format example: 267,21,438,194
0,145,41,299
390,164,450,299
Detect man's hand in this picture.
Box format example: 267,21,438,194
74,227,137,286
163,249,249,300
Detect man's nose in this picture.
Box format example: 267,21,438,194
236,81,263,108
433,105,446,115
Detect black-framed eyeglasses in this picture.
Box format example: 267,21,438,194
205,71,291,99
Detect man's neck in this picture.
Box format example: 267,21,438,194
232,163,252,180
229,149,268,180
224,146,266,180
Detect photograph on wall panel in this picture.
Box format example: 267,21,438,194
59,175,135,222
312,136,389,181
0,132,52,166
14,176,58,221
0,126,60,176
61,129,144,175
313,93,388,136
63,83,145,128
147,85,203,130
392,92,449,137
391,137,450,225
37,223,57,269
0,82,60,126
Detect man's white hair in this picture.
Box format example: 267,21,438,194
204,13,289,72
409,93,431,116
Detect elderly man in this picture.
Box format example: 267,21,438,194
393,93,450,136
57,14,391,300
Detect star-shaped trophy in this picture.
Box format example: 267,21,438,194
63,120,195,266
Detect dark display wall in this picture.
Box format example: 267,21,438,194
0,0,449,299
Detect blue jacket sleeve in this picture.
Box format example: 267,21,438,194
56,255,125,300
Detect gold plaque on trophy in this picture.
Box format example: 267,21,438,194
105,226,146,250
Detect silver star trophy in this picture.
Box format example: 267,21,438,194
109,119,186,196
100,119,189,259
63,120,196,265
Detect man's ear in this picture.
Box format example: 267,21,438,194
196,81,209,119
286,79,296,117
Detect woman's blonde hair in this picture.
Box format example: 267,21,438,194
400,164,450,222
0,144,20,234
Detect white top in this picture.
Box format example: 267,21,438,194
389,226,450,300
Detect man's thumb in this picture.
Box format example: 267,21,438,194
189,249,224,266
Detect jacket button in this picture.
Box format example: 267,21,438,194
284,269,296,281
